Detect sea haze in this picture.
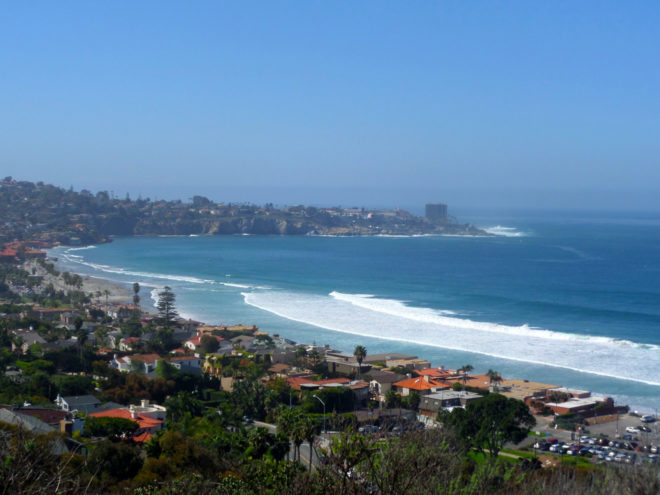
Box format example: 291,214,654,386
52,211,660,412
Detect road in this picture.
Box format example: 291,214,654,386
253,420,323,470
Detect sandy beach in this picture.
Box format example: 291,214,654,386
24,258,133,305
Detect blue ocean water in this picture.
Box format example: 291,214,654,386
52,211,660,412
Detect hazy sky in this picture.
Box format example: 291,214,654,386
2,2,659,211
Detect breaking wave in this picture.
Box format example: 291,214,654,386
243,290,660,386
483,225,528,237
60,248,214,285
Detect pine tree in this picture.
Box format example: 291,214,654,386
156,286,178,329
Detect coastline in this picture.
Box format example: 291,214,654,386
44,238,660,414
25,258,133,306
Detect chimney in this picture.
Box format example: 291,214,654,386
141,399,149,408
423,375,430,383
60,419,73,435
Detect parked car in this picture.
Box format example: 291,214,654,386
639,425,652,432
626,426,641,434
641,415,656,423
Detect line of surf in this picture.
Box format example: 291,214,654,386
329,292,656,348
58,247,268,291
482,225,528,237
242,290,660,387
59,248,215,285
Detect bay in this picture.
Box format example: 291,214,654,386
52,210,660,412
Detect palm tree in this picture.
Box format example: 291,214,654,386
487,369,503,391
132,282,141,319
309,348,321,366
275,406,295,461
302,416,318,471
459,364,473,394
103,289,110,316
291,415,307,463
353,345,367,378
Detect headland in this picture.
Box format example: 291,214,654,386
0,177,489,247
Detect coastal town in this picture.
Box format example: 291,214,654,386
1,236,659,492
1,180,659,493
0,177,487,245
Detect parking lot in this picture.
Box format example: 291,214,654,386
529,412,660,465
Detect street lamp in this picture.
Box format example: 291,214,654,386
314,395,326,434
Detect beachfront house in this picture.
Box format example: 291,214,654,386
392,376,450,397
367,370,408,400
419,391,483,418
111,353,162,374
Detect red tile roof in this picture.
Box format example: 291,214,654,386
185,334,224,347
417,367,455,379
132,432,153,443
89,408,163,429
393,377,450,391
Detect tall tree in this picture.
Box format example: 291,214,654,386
443,393,536,458
459,364,473,394
156,286,178,329
302,415,319,471
487,369,502,391
103,289,110,316
132,282,141,319
353,345,367,378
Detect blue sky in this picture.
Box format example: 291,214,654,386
1,2,659,211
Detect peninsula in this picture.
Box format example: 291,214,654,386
0,177,488,247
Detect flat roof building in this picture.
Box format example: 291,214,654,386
425,203,448,224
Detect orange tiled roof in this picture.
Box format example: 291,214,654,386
393,377,450,391
132,432,153,443
89,408,162,429
417,367,455,378
186,334,224,347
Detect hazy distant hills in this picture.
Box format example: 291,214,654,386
0,177,487,246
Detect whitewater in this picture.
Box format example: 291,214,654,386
243,290,660,387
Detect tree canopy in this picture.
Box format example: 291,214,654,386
443,393,535,458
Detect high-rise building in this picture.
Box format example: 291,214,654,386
425,203,448,223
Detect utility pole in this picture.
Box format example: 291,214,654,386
314,395,326,434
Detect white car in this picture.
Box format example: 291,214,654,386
626,426,641,434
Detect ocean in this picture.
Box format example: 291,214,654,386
51,210,660,412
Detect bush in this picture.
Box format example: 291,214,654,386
84,416,139,439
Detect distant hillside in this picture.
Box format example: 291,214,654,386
0,177,489,246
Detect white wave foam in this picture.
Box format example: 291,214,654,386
221,282,253,289
483,225,528,237
243,290,660,387
60,253,215,285
66,245,97,251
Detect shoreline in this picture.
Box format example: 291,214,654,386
25,258,134,306
45,245,659,414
